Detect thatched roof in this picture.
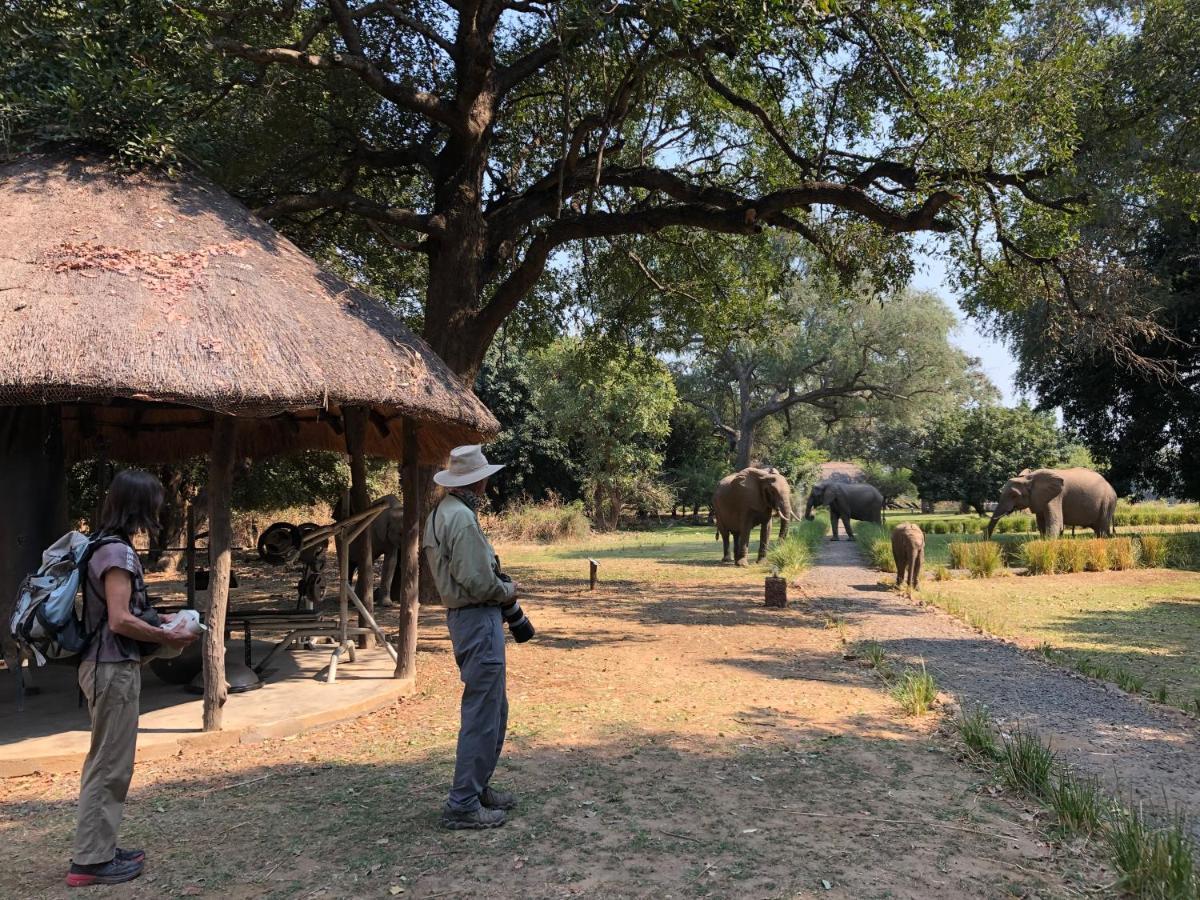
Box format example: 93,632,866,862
0,152,498,462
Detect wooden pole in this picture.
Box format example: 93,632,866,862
185,502,196,610
202,415,236,732
394,419,421,680
343,406,374,650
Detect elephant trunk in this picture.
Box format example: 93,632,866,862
986,499,1013,539
777,499,794,539
803,493,817,521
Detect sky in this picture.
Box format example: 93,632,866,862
908,241,1023,406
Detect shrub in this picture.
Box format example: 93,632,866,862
1139,534,1168,568
968,542,1004,578
485,497,591,543
1110,537,1136,570
931,521,948,534
1058,539,1087,574
1164,533,1200,570
891,665,938,715
1084,539,1111,572
1022,540,1058,575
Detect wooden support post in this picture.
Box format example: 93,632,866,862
589,558,599,591
202,415,236,732
343,406,374,650
185,502,196,610
394,419,421,680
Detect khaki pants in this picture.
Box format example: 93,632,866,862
73,660,141,865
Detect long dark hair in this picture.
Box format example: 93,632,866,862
99,469,164,538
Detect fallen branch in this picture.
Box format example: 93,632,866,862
657,828,702,843
197,773,274,796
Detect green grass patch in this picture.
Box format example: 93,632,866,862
766,519,829,581
955,706,1000,761
925,571,1200,713
1050,770,1105,835
1106,804,1200,898
1000,724,1057,800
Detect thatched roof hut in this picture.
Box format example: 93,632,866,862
0,151,497,726
0,152,498,463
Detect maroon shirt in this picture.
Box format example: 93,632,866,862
82,539,151,663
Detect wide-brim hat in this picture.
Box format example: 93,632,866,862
433,444,505,487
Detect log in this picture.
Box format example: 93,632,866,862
202,415,236,731
394,419,421,680
343,406,374,650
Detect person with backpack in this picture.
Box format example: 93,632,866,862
66,470,198,888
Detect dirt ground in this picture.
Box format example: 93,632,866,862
1,529,1109,899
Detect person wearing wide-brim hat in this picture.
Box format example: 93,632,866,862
425,445,524,829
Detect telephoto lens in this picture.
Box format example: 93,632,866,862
500,599,535,643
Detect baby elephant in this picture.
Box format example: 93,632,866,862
891,523,925,590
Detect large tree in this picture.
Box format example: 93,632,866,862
0,0,1110,383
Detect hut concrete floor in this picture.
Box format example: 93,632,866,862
0,642,411,777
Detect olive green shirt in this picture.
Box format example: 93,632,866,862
423,494,515,608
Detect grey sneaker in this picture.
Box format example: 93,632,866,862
440,804,506,830
480,786,517,810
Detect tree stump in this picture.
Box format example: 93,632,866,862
764,575,787,608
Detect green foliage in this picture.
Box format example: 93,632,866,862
662,405,731,514
0,1,218,166
475,349,581,509
912,405,1071,512
1163,534,1200,571
859,462,916,506
854,523,894,573
531,339,676,531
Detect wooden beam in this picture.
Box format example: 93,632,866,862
394,419,421,681
202,415,237,732
343,405,374,650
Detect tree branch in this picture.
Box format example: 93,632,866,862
255,190,434,232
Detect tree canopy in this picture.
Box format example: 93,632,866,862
911,405,1072,513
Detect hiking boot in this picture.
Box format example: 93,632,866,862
480,786,517,810
440,804,507,830
66,857,143,887
116,848,145,864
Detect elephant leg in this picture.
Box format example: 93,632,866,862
1044,501,1063,539
376,550,398,606
829,509,839,541
912,550,923,589
757,519,770,561
843,516,855,540
1035,512,1046,536
734,525,750,566
720,530,732,563
896,557,905,588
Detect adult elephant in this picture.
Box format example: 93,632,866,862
986,468,1116,539
713,467,797,566
803,482,884,541
335,493,404,606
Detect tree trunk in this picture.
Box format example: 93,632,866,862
202,415,236,732
394,420,421,681
150,463,190,571
734,428,755,470
343,406,374,650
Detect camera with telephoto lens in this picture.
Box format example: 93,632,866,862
494,556,535,643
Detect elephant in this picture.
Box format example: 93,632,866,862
986,468,1116,539
803,481,884,540
335,493,404,606
891,523,925,590
712,467,797,566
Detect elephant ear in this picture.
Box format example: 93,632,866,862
1030,471,1066,507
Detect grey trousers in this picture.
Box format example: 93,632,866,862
446,605,508,811
73,660,141,865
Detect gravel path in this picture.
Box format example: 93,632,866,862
805,536,1200,832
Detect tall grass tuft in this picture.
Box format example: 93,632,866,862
1109,537,1136,571
767,519,829,581
1050,769,1105,835
1021,540,1058,575
1000,725,1056,800
948,541,973,570
955,706,1000,760
485,497,591,543
855,523,895,573
1058,539,1087,574
1106,804,1200,898
968,542,1004,578
1084,538,1111,572
890,664,938,715
1139,534,1168,568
